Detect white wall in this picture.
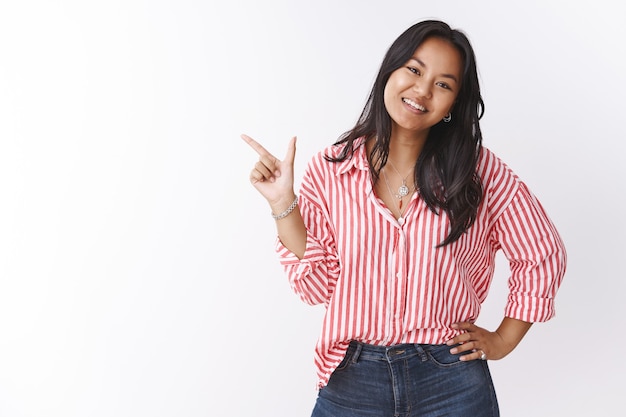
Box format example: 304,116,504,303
0,0,623,416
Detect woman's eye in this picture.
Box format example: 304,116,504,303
407,67,419,75
436,82,451,90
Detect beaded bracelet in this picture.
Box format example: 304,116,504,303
271,196,299,220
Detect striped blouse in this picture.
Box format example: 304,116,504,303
276,138,566,389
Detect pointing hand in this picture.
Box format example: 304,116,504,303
241,134,297,209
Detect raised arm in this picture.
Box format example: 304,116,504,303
241,134,307,258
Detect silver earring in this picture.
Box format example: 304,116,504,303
443,113,452,123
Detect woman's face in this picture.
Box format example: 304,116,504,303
383,37,462,139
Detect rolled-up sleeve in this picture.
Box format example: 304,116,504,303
276,195,341,306
492,183,567,322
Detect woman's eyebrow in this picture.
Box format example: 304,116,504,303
409,57,458,83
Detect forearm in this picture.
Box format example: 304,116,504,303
271,194,307,259
494,317,533,356
448,317,533,361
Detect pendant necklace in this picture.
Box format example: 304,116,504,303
386,160,412,199
382,168,410,224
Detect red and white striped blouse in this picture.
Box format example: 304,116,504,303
276,138,566,389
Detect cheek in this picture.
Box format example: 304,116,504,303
382,84,394,113
383,75,404,110
444,97,458,114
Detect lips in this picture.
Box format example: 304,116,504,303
402,98,427,112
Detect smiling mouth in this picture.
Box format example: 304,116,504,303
402,98,427,112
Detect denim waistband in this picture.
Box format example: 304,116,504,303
346,340,446,363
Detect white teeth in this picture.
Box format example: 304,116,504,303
403,98,426,112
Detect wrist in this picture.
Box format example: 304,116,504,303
271,194,298,220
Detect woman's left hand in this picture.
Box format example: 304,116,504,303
446,322,510,361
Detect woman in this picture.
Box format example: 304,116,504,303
242,20,566,417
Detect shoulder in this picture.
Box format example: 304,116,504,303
305,143,342,174
305,138,367,177
477,146,521,188
313,142,345,163
476,147,524,215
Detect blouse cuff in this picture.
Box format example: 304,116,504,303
505,294,556,323
275,233,325,273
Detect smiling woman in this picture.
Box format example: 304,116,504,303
1,1,623,415
243,19,566,417
383,37,461,137
379,36,462,222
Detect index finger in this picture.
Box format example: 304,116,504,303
241,134,271,157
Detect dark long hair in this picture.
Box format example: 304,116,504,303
326,20,484,246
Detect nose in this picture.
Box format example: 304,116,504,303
413,79,432,99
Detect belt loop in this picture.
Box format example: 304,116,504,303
414,344,428,362
351,342,363,364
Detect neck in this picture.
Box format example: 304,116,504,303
365,126,430,172
388,129,428,169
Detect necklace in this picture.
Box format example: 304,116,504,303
386,160,412,199
382,169,409,224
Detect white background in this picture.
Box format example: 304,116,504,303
0,0,624,416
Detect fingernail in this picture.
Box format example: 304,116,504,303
274,170,281,177
450,348,457,354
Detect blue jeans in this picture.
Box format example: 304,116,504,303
311,341,499,417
